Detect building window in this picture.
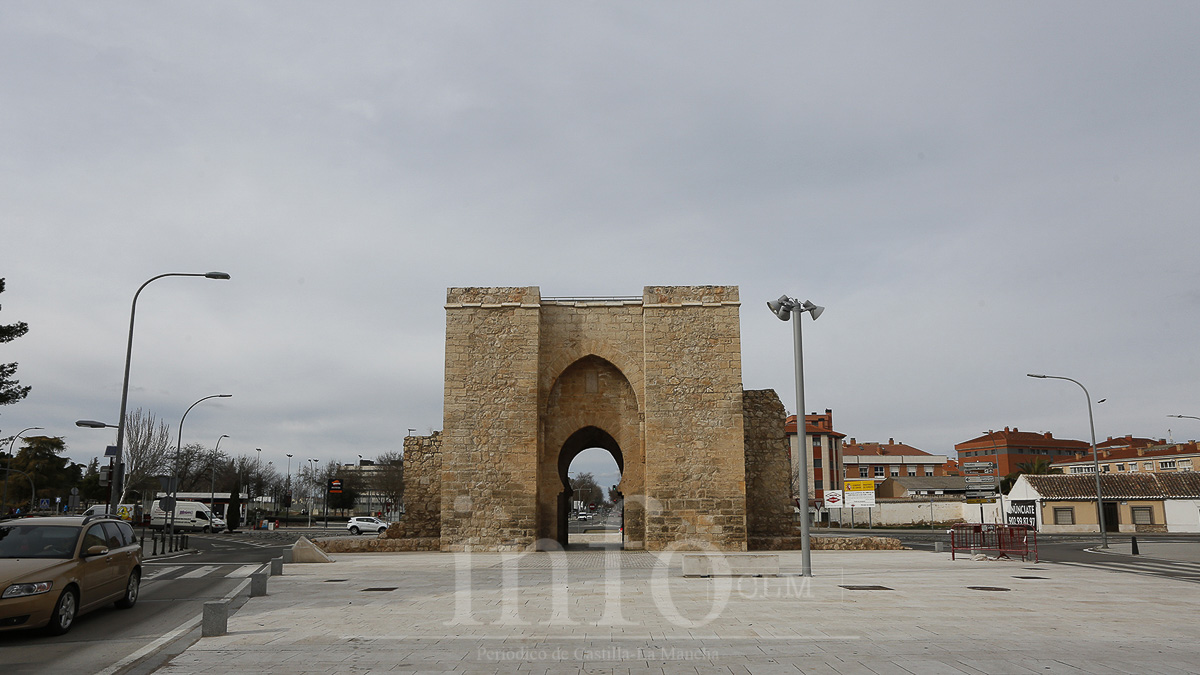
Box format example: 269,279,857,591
1129,463,1139,472
890,468,899,477
1159,460,1177,470
874,466,885,478
813,457,822,468
812,437,822,449
1070,466,1095,474
859,467,869,478
1131,507,1153,525
1116,464,1125,472
907,468,917,477
925,470,934,477
1180,459,1193,471
1102,465,1110,473
1143,462,1153,471
1053,508,1075,525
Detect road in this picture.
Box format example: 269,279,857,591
875,527,1200,584
0,531,297,675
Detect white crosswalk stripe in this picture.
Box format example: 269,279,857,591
143,562,270,582
179,565,221,579
143,565,182,580
227,564,263,578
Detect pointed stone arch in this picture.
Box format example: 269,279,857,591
538,355,644,548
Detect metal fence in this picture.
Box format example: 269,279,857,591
950,523,1038,562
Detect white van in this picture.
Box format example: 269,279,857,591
150,499,223,532
82,503,136,522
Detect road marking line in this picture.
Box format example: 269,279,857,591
94,577,252,675
179,565,219,579
227,564,263,578
144,565,182,579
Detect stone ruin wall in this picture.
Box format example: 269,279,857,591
394,432,442,538
742,388,793,539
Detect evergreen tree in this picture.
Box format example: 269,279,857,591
0,278,31,407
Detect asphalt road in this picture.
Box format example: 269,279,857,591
0,532,295,675
878,528,1200,584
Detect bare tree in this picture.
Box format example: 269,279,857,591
120,408,172,504
373,451,404,516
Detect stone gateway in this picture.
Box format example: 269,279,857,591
410,286,793,552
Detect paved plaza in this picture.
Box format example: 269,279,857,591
159,546,1200,674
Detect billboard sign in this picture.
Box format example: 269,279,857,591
1007,500,1037,527
823,490,843,508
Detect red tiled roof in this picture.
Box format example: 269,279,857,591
956,428,1089,451
1051,441,1200,466
784,414,846,438
842,441,934,457
1023,473,1200,500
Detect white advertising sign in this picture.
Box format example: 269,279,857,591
823,490,843,508
844,489,876,508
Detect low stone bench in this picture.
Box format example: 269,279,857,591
682,553,779,577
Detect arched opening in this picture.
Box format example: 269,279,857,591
558,429,623,548
538,354,644,550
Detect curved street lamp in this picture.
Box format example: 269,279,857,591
211,434,229,515
110,271,231,515
168,394,232,536
3,427,43,514
767,294,824,577
1027,373,1107,548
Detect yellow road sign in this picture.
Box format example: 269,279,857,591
844,480,875,492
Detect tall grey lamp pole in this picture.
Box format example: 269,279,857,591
767,295,825,577
1027,374,1106,548
3,427,42,514
168,394,232,537
110,271,230,515
211,434,229,514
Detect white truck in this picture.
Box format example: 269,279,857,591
150,499,223,532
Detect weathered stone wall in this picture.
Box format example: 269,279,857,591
539,302,646,548
743,389,793,538
442,287,541,551
392,432,441,538
439,285,758,553
642,286,747,551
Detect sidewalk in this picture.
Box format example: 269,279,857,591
1094,539,1200,563
160,548,1200,674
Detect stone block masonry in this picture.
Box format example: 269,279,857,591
435,285,785,552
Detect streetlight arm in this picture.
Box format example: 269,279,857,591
111,271,230,514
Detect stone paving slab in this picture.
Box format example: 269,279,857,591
154,550,1200,674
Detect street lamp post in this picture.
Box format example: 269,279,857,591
168,394,232,537
211,434,229,515
255,448,262,526
286,453,293,524
109,271,231,515
1027,374,1107,548
767,294,825,577
3,427,42,514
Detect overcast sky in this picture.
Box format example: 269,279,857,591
3,3,1198,493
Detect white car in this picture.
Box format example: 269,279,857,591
346,517,389,535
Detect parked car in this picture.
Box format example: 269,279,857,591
0,515,142,635
346,517,389,535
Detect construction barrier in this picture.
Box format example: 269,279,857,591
950,524,1038,562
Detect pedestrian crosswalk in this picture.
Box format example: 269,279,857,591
144,563,265,582
1055,557,1200,583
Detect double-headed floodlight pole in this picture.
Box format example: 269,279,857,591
1027,373,1106,548
110,271,231,515
767,294,825,577
168,394,232,536
211,434,229,514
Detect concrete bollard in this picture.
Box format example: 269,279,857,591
251,571,268,597
202,600,229,637
270,556,283,576
1131,536,1140,556
934,542,945,552
282,548,293,564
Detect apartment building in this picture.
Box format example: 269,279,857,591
784,409,846,503
841,438,948,486
955,427,1089,477
1052,438,1198,475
